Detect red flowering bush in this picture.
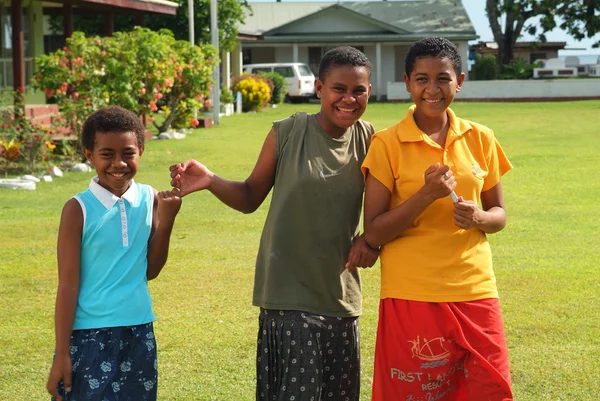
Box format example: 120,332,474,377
155,37,217,131
33,27,217,136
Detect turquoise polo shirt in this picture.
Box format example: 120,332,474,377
72,177,156,330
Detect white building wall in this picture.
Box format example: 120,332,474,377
363,45,378,97
455,79,600,99
395,45,409,81
277,9,383,34
381,45,395,100
387,79,600,101
298,47,309,64
456,41,469,80
246,45,312,65
275,47,293,62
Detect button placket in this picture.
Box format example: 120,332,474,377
119,199,129,247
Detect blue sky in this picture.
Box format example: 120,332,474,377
247,0,600,55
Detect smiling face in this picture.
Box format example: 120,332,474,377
404,56,465,122
314,65,371,138
83,131,143,197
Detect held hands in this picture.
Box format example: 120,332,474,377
422,163,456,202
422,163,484,230
345,234,379,271
47,353,72,401
169,160,214,197
157,189,182,223
453,196,484,230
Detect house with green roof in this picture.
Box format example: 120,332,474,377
223,0,478,100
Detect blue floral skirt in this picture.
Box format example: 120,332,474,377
53,322,157,401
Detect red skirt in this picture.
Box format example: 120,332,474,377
372,298,513,401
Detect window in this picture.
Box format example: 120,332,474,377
274,66,294,77
1,7,32,88
296,64,313,77
253,67,272,74
308,47,321,76
242,48,252,65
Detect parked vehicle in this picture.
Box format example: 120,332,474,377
243,63,315,102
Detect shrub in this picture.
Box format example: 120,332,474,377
158,38,217,130
220,87,234,104
33,28,217,135
257,71,287,104
472,54,498,80
499,58,542,80
232,76,270,112
232,73,273,106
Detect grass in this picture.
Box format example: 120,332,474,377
1,101,599,400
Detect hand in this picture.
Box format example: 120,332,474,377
157,189,182,223
345,234,379,270
422,163,456,202
453,197,483,230
169,160,214,197
47,353,72,401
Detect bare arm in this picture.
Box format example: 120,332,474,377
169,128,277,214
47,199,82,400
364,163,455,248
453,182,506,233
147,189,182,280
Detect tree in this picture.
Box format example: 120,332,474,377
49,0,250,52
146,0,251,52
485,0,600,71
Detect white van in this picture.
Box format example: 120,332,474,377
243,63,315,102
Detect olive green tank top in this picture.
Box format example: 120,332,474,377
253,112,374,317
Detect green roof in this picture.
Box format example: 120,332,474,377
240,1,477,40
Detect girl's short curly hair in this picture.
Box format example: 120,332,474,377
318,46,372,81
405,36,462,77
81,106,145,151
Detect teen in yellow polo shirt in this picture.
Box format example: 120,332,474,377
363,37,514,401
365,105,511,302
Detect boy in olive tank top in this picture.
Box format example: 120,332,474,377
170,46,378,400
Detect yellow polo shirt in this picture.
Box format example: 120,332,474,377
362,106,512,302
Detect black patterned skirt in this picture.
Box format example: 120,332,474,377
256,309,360,401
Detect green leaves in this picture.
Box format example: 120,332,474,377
33,28,218,136
485,0,600,70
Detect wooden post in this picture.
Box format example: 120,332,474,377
11,0,25,114
135,12,145,27
63,4,73,38
104,11,114,36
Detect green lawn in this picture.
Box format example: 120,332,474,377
1,101,599,400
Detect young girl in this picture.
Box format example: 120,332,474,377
363,37,513,401
46,106,181,401
170,46,378,400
